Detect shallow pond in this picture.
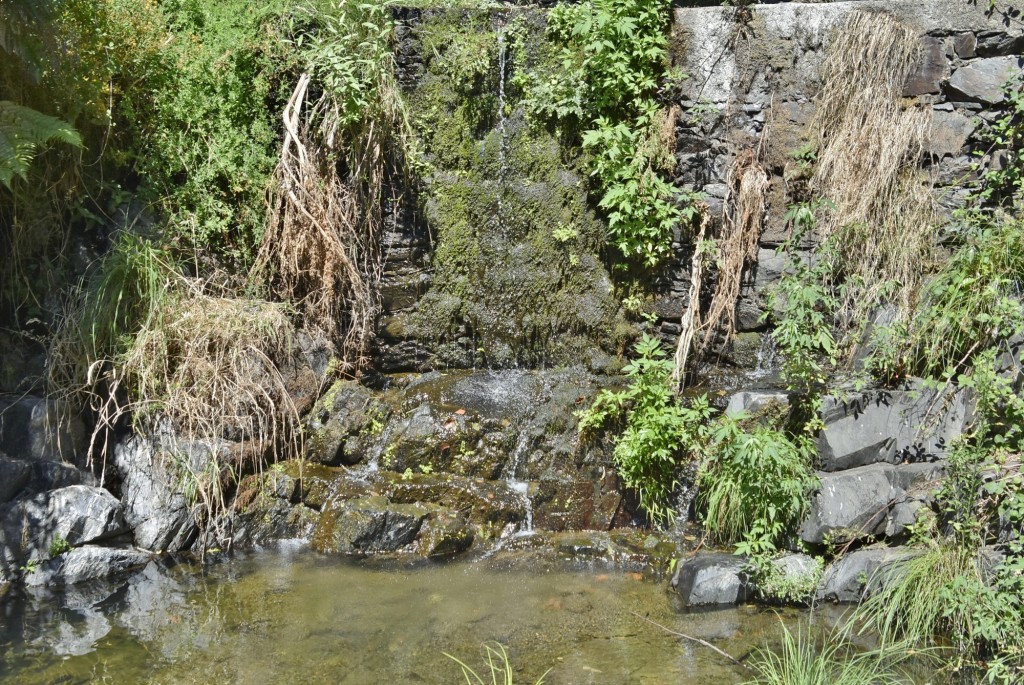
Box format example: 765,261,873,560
1,544,849,684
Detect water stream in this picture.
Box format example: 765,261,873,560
0,547,837,684
495,20,509,237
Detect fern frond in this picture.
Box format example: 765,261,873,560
0,100,82,188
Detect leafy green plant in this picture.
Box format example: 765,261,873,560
48,534,72,558
444,642,551,685
519,0,700,267
766,200,838,401
578,334,713,526
751,556,823,606
697,415,818,554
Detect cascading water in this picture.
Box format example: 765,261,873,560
502,431,534,535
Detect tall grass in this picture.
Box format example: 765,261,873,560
744,622,917,685
853,543,980,649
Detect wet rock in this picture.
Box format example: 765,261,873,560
0,397,87,463
378,471,526,528
670,553,753,607
0,454,31,503
0,485,128,577
816,547,920,603
231,497,320,548
725,391,789,419
312,496,436,555
817,384,969,472
112,434,197,553
947,56,1024,105
418,511,474,558
24,546,150,587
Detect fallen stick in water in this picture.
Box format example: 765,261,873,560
631,611,748,669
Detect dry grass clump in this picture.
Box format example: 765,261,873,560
49,251,303,546
810,11,937,348
256,74,381,375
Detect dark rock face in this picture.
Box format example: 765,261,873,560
0,397,87,463
0,485,128,580
670,553,753,607
0,454,31,503
112,435,196,553
816,385,969,472
23,546,150,587
312,497,436,555
816,547,921,603
903,36,947,96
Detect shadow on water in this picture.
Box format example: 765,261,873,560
0,545,841,684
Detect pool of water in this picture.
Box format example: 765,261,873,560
1,545,842,684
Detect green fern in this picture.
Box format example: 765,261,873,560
0,100,81,188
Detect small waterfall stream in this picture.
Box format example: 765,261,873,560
502,431,534,535
495,19,509,235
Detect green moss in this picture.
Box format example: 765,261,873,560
407,9,634,368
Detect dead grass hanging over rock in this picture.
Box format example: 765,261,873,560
811,11,937,347
256,73,379,375
254,3,418,376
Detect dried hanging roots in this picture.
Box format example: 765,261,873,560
811,11,937,347
674,152,769,390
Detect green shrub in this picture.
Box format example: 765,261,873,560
578,334,712,526
697,416,818,554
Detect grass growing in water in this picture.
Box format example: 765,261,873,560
445,643,551,685
744,622,918,685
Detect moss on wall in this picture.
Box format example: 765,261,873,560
405,9,634,369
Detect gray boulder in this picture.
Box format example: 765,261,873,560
0,396,86,462
112,434,197,553
947,57,1023,105
24,546,150,587
670,553,753,607
817,384,969,472
816,547,920,603
0,485,128,578
799,462,946,544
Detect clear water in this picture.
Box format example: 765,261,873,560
0,546,826,684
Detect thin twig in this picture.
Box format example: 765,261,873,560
631,611,748,669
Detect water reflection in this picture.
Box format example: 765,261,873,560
1,547,826,684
